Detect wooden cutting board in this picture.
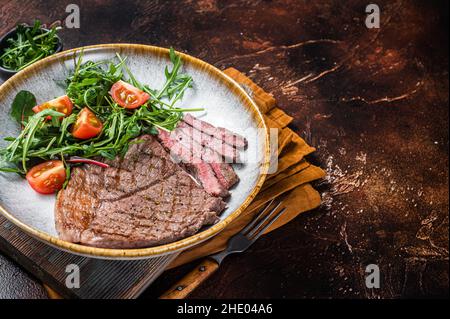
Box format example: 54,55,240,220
0,214,178,299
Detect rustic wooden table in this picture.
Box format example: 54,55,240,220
0,0,448,299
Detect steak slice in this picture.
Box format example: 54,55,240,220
55,135,226,249
165,125,239,189
183,114,248,149
211,163,239,189
177,121,239,163
157,129,230,197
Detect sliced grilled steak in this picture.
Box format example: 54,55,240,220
176,121,239,163
55,135,226,249
183,114,248,149
166,125,239,189
157,129,230,197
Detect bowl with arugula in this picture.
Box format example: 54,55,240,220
0,20,63,77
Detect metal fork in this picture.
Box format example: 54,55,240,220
160,199,286,299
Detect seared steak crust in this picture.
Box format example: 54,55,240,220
55,135,226,249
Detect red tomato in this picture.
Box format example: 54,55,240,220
32,95,73,119
26,160,66,194
110,80,150,109
72,107,103,139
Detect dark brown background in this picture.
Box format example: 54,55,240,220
0,0,448,299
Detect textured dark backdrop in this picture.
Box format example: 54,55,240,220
0,0,448,299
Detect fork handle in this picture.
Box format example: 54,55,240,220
159,258,219,299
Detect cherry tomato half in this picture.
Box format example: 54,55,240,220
72,107,103,140
26,160,66,194
110,80,150,109
32,95,73,119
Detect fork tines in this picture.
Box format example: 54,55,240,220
241,199,286,241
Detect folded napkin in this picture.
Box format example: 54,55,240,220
167,68,325,269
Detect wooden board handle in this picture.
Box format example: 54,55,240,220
159,258,219,299
44,285,63,299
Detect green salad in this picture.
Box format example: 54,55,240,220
0,48,201,194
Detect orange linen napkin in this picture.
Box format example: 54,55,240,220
168,68,325,269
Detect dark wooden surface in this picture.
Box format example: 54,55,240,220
0,0,448,299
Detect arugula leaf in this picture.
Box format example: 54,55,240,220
62,162,71,189
10,90,36,125
0,166,22,173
